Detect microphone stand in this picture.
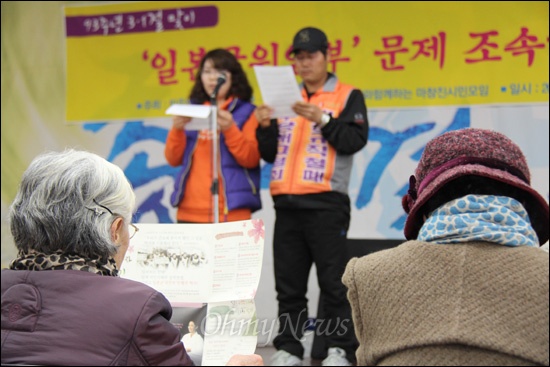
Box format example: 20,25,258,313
210,92,219,224
209,74,226,224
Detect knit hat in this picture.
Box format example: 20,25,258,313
291,27,329,54
402,128,549,243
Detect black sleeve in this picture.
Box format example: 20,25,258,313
321,89,369,154
256,119,279,163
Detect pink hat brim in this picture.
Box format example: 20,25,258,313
404,163,549,244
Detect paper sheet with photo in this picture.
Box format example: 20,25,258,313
165,104,212,130
121,219,264,304
120,219,264,365
253,65,302,118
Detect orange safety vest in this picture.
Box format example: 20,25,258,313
270,78,355,196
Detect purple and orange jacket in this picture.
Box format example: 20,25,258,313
165,97,261,223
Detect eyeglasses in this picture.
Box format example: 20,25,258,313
86,199,114,217
129,223,139,239
87,199,139,239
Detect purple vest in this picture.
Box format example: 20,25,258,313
170,99,261,213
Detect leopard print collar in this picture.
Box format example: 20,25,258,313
9,249,119,277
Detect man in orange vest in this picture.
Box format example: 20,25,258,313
256,26,369,366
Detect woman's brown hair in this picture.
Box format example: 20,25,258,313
189,48,253,103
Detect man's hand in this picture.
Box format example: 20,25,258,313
226,354,264,366
255,105,275,128
292,101,323,124
172,115,192,130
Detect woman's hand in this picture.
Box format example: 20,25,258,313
173,115,192,130
217,109,235,131
226,354,264,366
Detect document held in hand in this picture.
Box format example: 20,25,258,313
165,104,211,130
120,219,265,366
253,65,302,118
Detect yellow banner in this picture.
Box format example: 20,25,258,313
64,1,549,123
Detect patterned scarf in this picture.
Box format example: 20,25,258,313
418,194,538,247
9,249,119,276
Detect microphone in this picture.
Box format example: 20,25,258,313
211,73,227,98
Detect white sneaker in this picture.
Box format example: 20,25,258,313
321,347,352,366
270,349,302,366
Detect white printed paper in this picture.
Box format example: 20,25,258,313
165,104,212,130
121,219,265,366
253,65,302,118
202,299,258,366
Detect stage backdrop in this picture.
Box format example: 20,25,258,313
2,1,548,348
57,0,550,239
63,1,548,123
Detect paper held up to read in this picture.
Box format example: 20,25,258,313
120,219,265,366
165,104,211,130
253,65,302,118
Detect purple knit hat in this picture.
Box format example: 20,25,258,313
402,128,549,243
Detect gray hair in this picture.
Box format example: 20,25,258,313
9,149,136,259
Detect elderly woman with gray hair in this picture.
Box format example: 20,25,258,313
1,149,262,366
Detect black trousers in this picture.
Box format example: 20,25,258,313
272,207,357,361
